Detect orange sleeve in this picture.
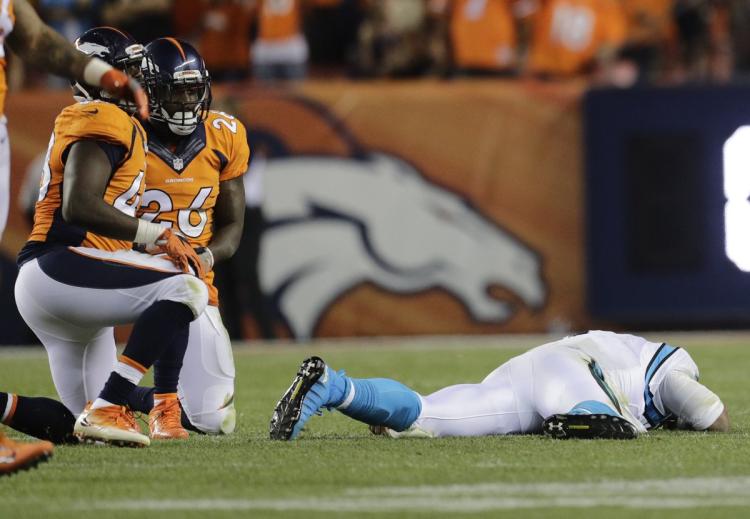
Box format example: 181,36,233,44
219,118,251,182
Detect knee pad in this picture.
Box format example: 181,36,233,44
186,403,236,435
164,275,208,319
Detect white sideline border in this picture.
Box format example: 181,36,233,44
76,477,750,512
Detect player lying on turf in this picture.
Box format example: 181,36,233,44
270,331,729,440
14,27,208,447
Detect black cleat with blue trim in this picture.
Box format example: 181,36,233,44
269,357,327,440
542,413,638,440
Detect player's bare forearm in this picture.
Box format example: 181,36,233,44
7,0,89,79
208,177,246,263
62,141,139,241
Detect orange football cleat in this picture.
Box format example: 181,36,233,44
74,402,150,447
0,431,54,476
149,397,189,440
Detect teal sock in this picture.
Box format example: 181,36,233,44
335,378,421,432
569,400,619,416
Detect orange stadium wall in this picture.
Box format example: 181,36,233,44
0,80,589,342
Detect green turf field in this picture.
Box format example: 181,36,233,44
1,332,748,519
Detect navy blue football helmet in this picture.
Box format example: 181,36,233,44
142,37,212,136
72,26,144,112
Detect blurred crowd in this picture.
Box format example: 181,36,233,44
10,0,750,88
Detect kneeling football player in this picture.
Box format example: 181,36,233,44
124,37,248,435
4,32,248,445
14,27,208,447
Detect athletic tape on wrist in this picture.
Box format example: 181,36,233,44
83,57,114,86
134,220,164,245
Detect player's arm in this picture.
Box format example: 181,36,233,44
7,0,148,119
204,176,246,268
62,141,205,276
62,140,139,240
659,370,729,432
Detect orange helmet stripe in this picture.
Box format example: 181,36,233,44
163,37,187,61
98,26,130,39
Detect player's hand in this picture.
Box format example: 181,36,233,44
100,69,150,120
152,229,206,279
194,247,214,273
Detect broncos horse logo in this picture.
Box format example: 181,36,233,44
257,147,546,339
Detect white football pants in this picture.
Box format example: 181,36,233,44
15,247,208,415
178,306,236,434
413,344,624,437
0,117,9,241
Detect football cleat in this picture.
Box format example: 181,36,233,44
74,402,150,447
369,423,434,439
269,356,328,440
149,397,189,440
543,413,638,440
0,431,54,476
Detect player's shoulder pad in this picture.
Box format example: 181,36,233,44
206,110,248,145
56,101,137,148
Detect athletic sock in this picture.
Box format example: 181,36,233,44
569,400,620,417
154,325,189,395
335,378,422,432
126,387,155,414
95,372,137,408
1,392,76,444
93,300,193,408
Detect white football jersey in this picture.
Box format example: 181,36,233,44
545,330,699,430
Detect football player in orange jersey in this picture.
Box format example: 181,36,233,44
1,9,147,459
14,27,209,448
127,37,249,435
0,0,148,243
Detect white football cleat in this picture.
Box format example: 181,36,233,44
74,403,150,447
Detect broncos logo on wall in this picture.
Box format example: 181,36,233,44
238,93,547,339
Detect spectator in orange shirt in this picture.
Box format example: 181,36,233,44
526,0,628,80
200,0,254,81
252,0,308,81
430,0,520,76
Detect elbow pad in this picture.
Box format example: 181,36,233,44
659,370,724,431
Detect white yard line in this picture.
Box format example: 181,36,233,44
75,477,750,512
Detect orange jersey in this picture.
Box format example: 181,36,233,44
19,101,147,264
449,0,518,70
200,2,253,73
257,0,302,41
528,0,627,76
0,0,15,116
138,111,250,306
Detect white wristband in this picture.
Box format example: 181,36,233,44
83,57,114,87
134,220,164,245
